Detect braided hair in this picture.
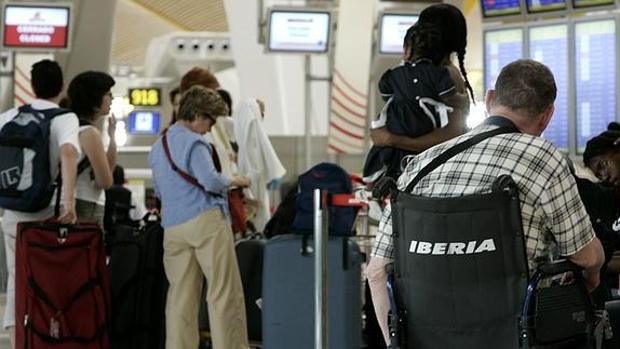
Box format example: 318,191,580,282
409,4,475,102
408,23,444,65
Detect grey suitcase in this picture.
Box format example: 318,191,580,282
262,234,364,349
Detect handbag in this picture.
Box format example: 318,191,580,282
228,188,247,234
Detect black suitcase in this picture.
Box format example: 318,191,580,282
262,234,364,349
108,214,167,349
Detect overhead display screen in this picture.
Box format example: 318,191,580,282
378,13,418,55
2,3,71,50
575,20,617,151
573,0,616,8
484,28,524,91
267,9,331,53
530,25,569,149
481,0,522,18
128,111,161,135
526,0,568,13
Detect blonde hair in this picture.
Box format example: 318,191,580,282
176,85,229,122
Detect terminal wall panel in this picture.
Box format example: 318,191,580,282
224,0,308,136
55,0,117,82
574,19,617,151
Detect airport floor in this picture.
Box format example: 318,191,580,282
0,294,7,348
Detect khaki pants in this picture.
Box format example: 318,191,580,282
163,208,249,349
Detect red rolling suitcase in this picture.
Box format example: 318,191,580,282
15,220,111,349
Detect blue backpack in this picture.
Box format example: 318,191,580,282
291,162,357,236
0,105,69,212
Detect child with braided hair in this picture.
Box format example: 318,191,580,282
364,3,474,183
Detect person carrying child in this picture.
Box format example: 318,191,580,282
363,3,474,184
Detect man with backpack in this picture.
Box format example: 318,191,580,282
0,59,80,349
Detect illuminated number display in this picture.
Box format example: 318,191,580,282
129,88,161,106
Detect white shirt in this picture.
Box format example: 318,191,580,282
75,125,105,205
0,99,81,236
203,117,237,179
234,99,286,231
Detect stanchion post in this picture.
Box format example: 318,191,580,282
314,189,328,349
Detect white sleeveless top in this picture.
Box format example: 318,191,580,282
75,125,105,205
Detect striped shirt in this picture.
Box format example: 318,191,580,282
372,116,595,271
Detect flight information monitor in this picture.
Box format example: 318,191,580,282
481,0,522,18
573,0,616,9
267,9,331,53
484,28,524,91
378,13,418,55
2,3,71,50
128,111,161,135
575,20,617,151
529,24,569,149
526,0,568,13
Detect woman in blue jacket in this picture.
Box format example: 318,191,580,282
149,85,251,349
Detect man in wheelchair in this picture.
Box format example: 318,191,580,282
366,59,608,348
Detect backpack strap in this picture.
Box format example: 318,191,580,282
52,166,87,218
53,156,88,218
161,129,223,198
17,105,71,120
45,107,71,118
404,123,520,193
75,120,95,177
16,104,34,115
77,158,91,176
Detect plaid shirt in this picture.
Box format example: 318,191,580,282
372,117,595,271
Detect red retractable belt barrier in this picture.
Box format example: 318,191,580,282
330,193,368,208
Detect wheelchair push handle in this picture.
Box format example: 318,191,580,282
372,176,397,201
536,259,583,279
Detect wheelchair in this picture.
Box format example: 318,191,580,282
386,174,617,349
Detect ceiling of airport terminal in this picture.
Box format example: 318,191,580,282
130,0,228,32
111,0,228,67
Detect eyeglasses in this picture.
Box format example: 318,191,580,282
201,113,216,123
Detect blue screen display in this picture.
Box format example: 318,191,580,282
526,0,567,13
128,111,161,135
530,25,569,149
575,20,617,151
484,28,524,91
482,0,521,17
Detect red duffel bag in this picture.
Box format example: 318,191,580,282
15,220,111,349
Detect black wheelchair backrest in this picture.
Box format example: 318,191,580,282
391,174,529,349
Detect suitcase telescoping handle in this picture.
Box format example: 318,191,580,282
314,189,329,349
